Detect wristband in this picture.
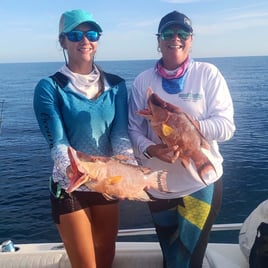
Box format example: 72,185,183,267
143,148,152,159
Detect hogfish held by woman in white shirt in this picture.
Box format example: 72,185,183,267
66,146,169,201
136,87,217,185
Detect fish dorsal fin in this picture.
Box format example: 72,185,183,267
106,176,123,184
140,166,153,174
162,123,174,136
183,114,210,149
113,155,129,161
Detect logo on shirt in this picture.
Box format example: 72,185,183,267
179,93,202,102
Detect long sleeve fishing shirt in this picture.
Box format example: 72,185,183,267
34,70,135,191
128,60,236,198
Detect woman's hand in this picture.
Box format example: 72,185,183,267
146,144,180,163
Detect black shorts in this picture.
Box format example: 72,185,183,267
50,181,118,224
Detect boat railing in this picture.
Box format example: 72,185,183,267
118,223,243,237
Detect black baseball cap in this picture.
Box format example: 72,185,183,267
158,11,193,34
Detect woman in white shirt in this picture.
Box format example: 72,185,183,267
128,10,235,268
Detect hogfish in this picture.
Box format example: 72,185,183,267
66,146,168,201
137,87,217,184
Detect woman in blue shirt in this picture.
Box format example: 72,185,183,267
33,9,135,268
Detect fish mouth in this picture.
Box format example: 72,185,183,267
146,88,164,111
136,87,169,119
149,92,168,109
66,147,90,193
66,173,89,193
141,87,168,117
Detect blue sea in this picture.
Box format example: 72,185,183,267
0,56,267,245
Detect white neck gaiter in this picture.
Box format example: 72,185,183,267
59,65,101,99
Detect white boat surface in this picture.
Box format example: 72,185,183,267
0,223,249,268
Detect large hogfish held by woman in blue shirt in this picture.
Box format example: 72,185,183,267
66,146,169,201
137,87,217,185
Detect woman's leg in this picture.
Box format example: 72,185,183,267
148,198,182,268
57,208,96,268
148,179,222,268
91,202,119,268
50,186,119,268
189,179,222,267
57,202,119,268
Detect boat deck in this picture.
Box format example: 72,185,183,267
0,223,249,267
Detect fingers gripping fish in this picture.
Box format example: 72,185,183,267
136,87,217,185
66,146,169,201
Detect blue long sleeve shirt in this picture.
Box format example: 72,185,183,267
33,71,135,190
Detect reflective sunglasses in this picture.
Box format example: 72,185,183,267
158,29,192,41
64,30,101,42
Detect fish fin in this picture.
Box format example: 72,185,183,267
183,113,210,149
78,153,110,163
181,156,216,186
180,157,190,169
165,102,183,114
129,189,153,201
147,87,154,96
112,155,138,166
184,113,197,127
200,137,210,150
162,123,174,136
180,157,209,185
102,193,118,201
136,112,153,121
106,176,123,185
136,108,152,116
113,155,129,161
138,166,152,174
194,149,217,184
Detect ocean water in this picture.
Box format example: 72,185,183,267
0,56,267,244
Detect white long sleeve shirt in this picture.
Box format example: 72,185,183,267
128,60,235,198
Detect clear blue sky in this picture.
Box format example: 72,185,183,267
1,0,267,63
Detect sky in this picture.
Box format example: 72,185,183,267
1,0,268,63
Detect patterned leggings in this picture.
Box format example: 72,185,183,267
148,179,222,268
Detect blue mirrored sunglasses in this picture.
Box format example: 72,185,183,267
64,30,101,42
158,29,192,41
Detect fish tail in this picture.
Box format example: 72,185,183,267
157,170,168,192
180,157,190,169
194,158,217,185
185,151,217,185
196,162,213,185
146,170,168,192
